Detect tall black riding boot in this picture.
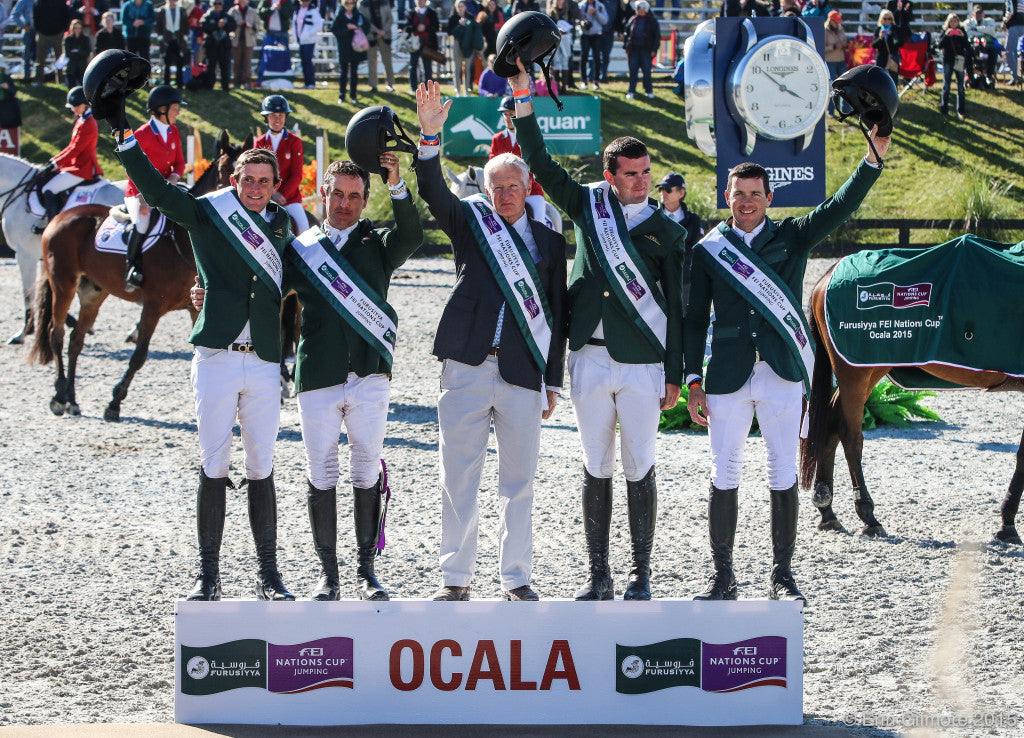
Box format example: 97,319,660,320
307,480,340,601
624,466,657,600
124,227,145,291
247,472,295,601
186,470,227,601
769,484,805,603
32,191,61,234
354,475,389,601
574,468,614,600
693,484,739,600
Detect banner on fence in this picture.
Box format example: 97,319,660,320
176,599,802,726
442,97,601,157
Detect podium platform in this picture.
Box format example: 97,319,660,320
175,599,803,726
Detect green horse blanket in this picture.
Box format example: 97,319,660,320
825,235,1024,390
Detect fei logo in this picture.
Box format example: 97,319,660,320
719,248,755,279
856,282,932,310
474,201,502,235
319,262,354,298
515,279,541,319
229,211,263,250
782,312,808,348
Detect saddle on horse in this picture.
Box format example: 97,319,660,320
29,168,103,234
105,203,162,292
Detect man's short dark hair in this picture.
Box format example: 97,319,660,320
323,160,370,199
726,162,771,195
603,137,649,175
233,148,280,183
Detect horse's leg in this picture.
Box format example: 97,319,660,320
813,399,846,533
8,246,40,345
64,283,108,417
836,369,889,537
995,426,1024,545
104,305,161,422
47,281,77,416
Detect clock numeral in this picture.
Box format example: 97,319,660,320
746,84,754,93
810,84,819,92
795,116,802,123
806,65,814,73
753,65,762,74
763,116,771,124
762,52,770,61
806,102,814,109
779,120,787,129
751,102,760,111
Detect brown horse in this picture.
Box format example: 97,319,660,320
28,132,252,422
800,261,1023,545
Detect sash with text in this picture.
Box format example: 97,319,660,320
201,187,283,295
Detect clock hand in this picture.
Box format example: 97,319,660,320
762,71,804,100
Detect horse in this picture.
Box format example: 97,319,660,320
0,153,125,344
28,131,252,422
800,256,1024,546
444,164,564,235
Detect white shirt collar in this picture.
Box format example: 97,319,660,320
323,219,358,248
731,217,767,246
149,117,171,141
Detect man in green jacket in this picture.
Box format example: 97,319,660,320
684,129,890,603
117,131,295,603
194,154,423,601
507,60,686,602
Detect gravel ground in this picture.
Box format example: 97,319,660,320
1,254,1022,734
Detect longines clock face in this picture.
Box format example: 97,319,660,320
730,36,830,142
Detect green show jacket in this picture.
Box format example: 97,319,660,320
515,113,686,385
287,194,424,394
684,159,881,394
117,142,294,364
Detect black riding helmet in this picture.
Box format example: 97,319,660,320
493,11,564,110
344,106,417,178
147,84,188,115
261,94,293,115
831,64,898,137
497,95,515,113
66,86,89,109
82,49,151,121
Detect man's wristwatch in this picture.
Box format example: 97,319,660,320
388,178,408,197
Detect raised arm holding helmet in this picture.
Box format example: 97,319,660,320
122,84,187,291
683,68,891,605
507,52,685,603
254,94,307,230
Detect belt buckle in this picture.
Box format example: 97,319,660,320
754,349,761,363
235,342,255,353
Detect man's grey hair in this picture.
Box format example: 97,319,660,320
483,153,530,192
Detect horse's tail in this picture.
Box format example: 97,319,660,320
280,291,300,361
800,317,834,489
28,275,54,365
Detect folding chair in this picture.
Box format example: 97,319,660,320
897,33,935,98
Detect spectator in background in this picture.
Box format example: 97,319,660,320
122,0,156,63
655,171,702,311
938,13,970,119
477,0,504,57
202,0,236,90
1005,0,1024,86
477,53,509,95
157,0,189,88
577,0,607,90
293,0,323,89
886,0,914,43
801,0,830,18
360,0,397,93
775,0,800,16
331,0,368,104
623,0,659,99
508,0,540,14
188,0,207,64
71,0,107,48
598,0,623,83
449,1,484,97
63,20,90,88
550,17,574,90
229,0,259,89
258,0,292,49
405,0,439,93
95,10,126,54
34,0,70,86
11,0,36,81
547,0,581,89
965,4,999,85
873,8,903,83
824,9,847,115
720,0,770,17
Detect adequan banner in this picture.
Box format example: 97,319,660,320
442,97,601,157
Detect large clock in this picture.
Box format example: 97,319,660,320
728,18,829,155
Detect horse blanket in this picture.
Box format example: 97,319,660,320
27,179,113,218
94,213,167,255
824,235,1024,390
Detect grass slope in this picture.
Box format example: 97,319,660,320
19,78,1024,247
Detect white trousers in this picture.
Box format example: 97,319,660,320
296,373,390,490
437,357,543,589
706,361,803,490
124,194,151,233
42,171,84,194
569,344,663,481
284,202,307,231
190,347,282,479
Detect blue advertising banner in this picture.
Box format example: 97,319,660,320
714,17,828,208
442,96,601,157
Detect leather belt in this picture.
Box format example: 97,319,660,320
586,338,606,346
229,342,256,353
488,347,500,356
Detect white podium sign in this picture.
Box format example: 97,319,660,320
175,599,802,726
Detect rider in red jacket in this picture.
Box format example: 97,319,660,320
124,85,188,291
488,95,548,224
34,87,102,233
253,94,306,230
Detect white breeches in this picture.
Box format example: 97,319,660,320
43,171,85,194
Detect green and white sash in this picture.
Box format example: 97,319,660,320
288,225,399,368
699,223,815,394
201,187,283,295
461,194,553,371
582,182,667,353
